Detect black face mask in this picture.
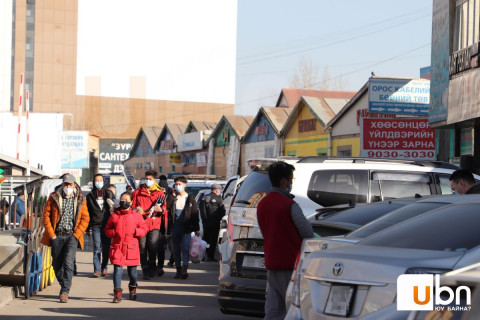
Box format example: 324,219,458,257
119,201,130,210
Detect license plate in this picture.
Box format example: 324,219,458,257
324,285,355,316
242,255,265,269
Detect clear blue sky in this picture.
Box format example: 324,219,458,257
235,0,433,115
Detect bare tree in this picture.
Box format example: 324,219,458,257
288,58,320,90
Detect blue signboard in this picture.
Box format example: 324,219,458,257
368,78,430,115
61,131,89,169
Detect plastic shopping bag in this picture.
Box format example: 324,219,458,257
189,233,209,263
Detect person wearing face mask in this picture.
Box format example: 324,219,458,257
166,176,200,280
41,174,90,303
86,174,114,277
105,192,148,303
449,169,480,194
256,162,313,320
131,170,167,280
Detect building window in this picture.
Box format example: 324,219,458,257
158,166,162,173
454,0,480,51
337,145,352,157
286,150,296,156
172,165,176,172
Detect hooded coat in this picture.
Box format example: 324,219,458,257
105,207,148,266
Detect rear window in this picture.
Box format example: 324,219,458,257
307,170,368,207
348,202,447,239
233,171,271,208
371,172,432,201
360,203,480,251
322,201,406,227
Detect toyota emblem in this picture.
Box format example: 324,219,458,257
322,243,328,250
242,210,247,217
333,263,344,276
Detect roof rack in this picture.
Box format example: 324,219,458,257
297,156,460,169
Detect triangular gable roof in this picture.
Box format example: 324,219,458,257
243,107,292,140
153,123,188,150
129,126,161,157
280,96,349,135
186,121,217,133
325,80,369,130
208,115,254,143
275,88,356,108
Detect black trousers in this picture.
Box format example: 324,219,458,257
139,229,160,272
204,224,220,259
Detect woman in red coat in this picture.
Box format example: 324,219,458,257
105,192,148,303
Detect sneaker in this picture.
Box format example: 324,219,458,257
59,293,68,303
167,261,174,268
101,269,108,277
93,272,101,278
157,268,165,277
142,270,150,280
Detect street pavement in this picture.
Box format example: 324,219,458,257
0,250,247,320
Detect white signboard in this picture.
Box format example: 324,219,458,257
177,131,204,152
61,131,89,169
369,78,430,115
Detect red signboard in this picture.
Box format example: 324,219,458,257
298,119,316,133
361,118,436,160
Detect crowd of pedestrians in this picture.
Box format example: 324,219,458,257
39,170,214,304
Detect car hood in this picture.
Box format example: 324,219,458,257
304,245,466,285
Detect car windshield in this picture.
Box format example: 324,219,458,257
359,203,480,251
348,202,448,239
233,171,271,208
319,201,407,227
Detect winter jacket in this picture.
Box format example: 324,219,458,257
199,192,225,229
132,184,167,232
86,187,114,228
41,185,90,249
105,207,148,266
166,193,200,235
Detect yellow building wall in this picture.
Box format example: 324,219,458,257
331,136,361,156
283,104,329,157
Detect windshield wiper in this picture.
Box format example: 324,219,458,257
235,200,251,205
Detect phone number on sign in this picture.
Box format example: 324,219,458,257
366,151,435,159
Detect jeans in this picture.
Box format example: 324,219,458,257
157,234,167,269
139,229,160,272
113,264,138,288
51,234,78,294
92,226,111,273
173,230,191,268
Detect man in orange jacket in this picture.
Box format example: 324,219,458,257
41,174,90,303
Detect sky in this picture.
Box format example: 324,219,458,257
235,0,433,115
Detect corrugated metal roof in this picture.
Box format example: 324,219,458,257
276,88,356,108
165,123,188,144
302,96,336,127
142,126,162,148
188,121,217,133
224,115,254,139
262,107,292,133
324,98,351,115
325,81,369,129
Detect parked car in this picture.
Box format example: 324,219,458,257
297,195,480,319
218,157,463,317
285,194,477,319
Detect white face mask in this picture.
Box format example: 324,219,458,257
145,180,154,188
63,187,74,196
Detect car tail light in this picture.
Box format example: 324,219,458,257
405,267,451,274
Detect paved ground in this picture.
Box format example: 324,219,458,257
0,250,246,320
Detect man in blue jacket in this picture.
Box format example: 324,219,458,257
10,190,25,225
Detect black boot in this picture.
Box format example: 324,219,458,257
174,267,182,279
128,285,137,300
113,288,122,303
181,266,189,280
